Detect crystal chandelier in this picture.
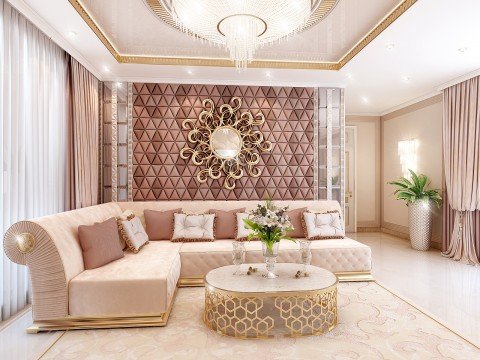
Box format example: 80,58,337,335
159,0,324,70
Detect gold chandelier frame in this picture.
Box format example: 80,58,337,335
180,97,272,190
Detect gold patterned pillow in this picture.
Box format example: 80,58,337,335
302,211,345,240
171,213,215,242
117,216,149,253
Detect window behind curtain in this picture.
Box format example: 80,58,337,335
0,0,67,321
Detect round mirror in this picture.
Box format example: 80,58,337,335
211,126,243,159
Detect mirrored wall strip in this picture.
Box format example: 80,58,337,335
98,82,104,203
111,83,118,202
313,88,319,201
326,89,333,200
127,82,133,201
340,88,346,213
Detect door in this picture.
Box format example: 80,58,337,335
345,126,356,232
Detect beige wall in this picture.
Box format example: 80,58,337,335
381,95,443,246
346,116,381,228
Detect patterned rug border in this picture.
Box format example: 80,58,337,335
38,281,480,359
375,280,480,350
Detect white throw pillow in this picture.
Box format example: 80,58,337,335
236,212,254,241
118,216,149,253
171,213,215,242
303,211,345,240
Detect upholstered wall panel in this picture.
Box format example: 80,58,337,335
132,83,315,201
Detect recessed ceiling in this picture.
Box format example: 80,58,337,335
9,0,480,114
69,0,407,69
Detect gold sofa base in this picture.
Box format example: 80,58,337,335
27,287,177,333
27,272,373,333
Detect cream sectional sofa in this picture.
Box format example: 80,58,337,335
3,200,372,333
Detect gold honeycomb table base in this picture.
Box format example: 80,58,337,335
204,284,338,339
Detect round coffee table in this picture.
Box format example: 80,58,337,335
204,263,338,339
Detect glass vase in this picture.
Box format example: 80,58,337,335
299,240,312,273
232,241,245,275
262,242,280,279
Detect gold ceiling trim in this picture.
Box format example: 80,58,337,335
337,0,417,68
68,0,120,61
68,0,417,71
119,55,339,70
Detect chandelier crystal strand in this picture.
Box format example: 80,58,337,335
168,0,314,70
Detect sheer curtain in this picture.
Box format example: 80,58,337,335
0,0,68,320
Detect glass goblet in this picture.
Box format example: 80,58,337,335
232,241,246,275
299,240,312,273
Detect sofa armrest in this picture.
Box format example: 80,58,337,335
3,202,123,321
4,221,69,320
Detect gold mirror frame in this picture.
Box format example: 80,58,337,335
180,97,272,190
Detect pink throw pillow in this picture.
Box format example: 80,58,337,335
209,208,246,239
144,208,181,240
78,217,124,270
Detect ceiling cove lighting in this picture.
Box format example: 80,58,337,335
385,43,395,50
159,0,328,70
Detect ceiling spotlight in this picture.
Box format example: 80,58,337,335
346,73,352,79
402,76,411,82
361,97,369,104
103,66,110,73
66,31,77,38
457,47,468,53
265,71,272,78
385,43,395,50
187,69,193,75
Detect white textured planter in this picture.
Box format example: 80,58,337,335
408,200,433,251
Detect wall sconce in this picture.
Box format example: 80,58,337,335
398,139,417,178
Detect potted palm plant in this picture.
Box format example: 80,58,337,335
388,169,442,251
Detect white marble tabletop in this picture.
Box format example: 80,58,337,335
205,263,337,293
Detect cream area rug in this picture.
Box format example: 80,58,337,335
41,283,479,359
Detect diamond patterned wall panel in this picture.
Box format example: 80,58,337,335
132,83,314,201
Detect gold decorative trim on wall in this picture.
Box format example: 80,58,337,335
111,84,118,202
180,97,272,190
127,83,133,201
68,0,417,70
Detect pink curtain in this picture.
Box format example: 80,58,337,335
66,57,100,209
442,76,480,265
442,192,480,263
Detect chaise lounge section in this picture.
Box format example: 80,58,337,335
3,200,372,333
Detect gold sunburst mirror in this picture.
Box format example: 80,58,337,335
180,97,272,190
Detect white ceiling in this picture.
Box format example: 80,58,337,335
8,0,480,114
79,0,400,62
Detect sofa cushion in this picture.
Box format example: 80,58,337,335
209,208,245,239
144,208,181,240
171,213,215,242
178,238,371,278
286,207,307,238
235,212,254,240
69,242,181,316
78,218,125,270
118,217,149,253
303,211,345,239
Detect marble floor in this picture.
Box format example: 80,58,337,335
0,232,479,359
